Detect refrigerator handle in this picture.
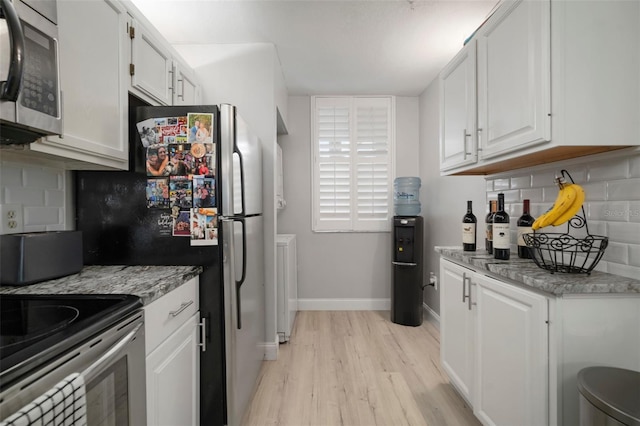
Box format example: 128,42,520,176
234,148,247,216
233,218,247,330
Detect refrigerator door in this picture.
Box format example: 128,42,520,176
220,104,263,217
222,215,265,426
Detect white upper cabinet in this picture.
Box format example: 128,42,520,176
476,0,550,160
173,60,200,105
439,41,478,172
128,17,173,106
30,0,129,170
440,0,640,175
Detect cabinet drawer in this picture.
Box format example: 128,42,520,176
144,277,199,354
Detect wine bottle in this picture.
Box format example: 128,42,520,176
517,199,535,258
462,200,477,251
485,200,497,254
493,193,510,260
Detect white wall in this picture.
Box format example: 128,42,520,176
418,80,486,316
277,96,420,309
175,43,282,351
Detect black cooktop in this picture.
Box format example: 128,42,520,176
0,294,142,390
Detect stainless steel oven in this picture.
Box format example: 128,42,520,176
0,0,62,145
0,296,146,425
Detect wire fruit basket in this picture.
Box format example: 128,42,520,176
522,170,608,275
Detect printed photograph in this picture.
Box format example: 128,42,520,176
137,118,161,147
192,175,215,208
190,208,218,246
146,145,169,176
173,210,191,237
167,143,195,176
169,176,193,209
188,113,214,143
146,178,170,208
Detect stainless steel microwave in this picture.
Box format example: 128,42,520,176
0,0,62,145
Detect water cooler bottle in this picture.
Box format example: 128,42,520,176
391,216,424,326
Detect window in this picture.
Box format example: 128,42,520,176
312,96,395,232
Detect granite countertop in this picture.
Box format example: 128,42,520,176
0,265,203,305
435,247,640,296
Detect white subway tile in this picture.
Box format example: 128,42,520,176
24,206,61,226
494,178,510,191
601,242,628,264
542,186,560,203
607,222,640,245
588,201,629,222
23,167,63,190
45,189,65,207
630,154,640,178
485,180,494,192
0,163,24,188
606,262,639,280
521,188,544,203
5,187,45,205
628,244,640,267
630,202,640,223
582,181,607,201
502,189,520,203
588,157,629,181
510,175,532,189
607,178,640,201
584,220,607,236
23,224,48,233
531,170,558,188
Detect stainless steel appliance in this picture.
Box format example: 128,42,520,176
0,294,146,424
74,100,265,426
0,0,62,144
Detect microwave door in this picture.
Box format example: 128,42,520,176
0,0,24,103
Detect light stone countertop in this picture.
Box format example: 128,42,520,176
435,247,640,296
0,265,203,305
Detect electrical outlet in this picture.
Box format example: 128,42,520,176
0,204,24,234
429,272,438,291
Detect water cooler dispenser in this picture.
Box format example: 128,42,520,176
391,216,424,326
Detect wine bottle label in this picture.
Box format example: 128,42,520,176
486,224,493,241
462,223,476,244
493,223,510,249
517,226,533,246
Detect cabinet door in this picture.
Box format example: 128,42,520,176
477,0,550,160
474,274,548,426
130,18,173,106
146,312,200,426
439,259,475,403
173,61,199,105
439,41,478,172
33,0,128,169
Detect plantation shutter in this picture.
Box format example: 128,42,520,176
313,96,394,232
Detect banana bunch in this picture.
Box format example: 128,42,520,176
532,181,585,230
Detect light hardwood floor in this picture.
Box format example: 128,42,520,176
241,311,480,426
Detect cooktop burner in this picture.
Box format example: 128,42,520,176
0,294,142,390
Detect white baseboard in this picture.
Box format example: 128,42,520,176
297,298,391,311
423,302,440,327
261,340,278,361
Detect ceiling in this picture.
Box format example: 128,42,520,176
130,0,499,96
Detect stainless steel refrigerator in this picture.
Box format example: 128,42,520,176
75,98,265,426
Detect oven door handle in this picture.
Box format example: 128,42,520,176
81,322,143,383
0,0,25,101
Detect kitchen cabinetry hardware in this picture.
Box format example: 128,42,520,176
392,261,418,267
168,69,173,92
198,317,206,352
463,129,471,160
169,300,194,317
178,78,185,100
462,272,469,303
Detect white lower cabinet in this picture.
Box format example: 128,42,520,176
440,259,548,426
473,273,548,426
144,277,202,426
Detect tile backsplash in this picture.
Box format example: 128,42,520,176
486,148,640,280
0,159,72,233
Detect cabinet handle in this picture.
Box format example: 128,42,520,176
169,300,194,317
468,282,474,311
463,129,472,160
198,317,207,352
168,69,174,92
462,272,468,303
178,78,185,100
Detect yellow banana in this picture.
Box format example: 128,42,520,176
551,183,585,226
532,183,578,230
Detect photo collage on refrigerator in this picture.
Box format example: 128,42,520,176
136,113,218,246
